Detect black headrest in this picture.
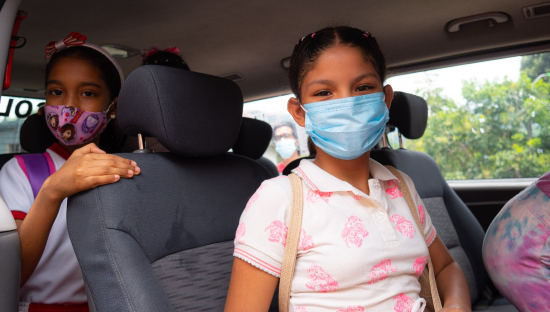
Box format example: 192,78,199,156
118,66,244,157
20,113,57,153
389,92,428,140
232,118,272,160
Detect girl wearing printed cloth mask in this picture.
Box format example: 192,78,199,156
226,26,470,312
273,122,300,173
0,32,140,312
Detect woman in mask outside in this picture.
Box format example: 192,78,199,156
273,122,301,173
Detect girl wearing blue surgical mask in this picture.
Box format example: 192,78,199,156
226,26,471,312
273,122,300,173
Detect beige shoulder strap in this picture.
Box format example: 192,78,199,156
386,166,443,312
279,173,304,312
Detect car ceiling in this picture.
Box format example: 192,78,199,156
4,0,550,102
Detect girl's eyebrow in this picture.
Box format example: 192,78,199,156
45,80,102,89
306,79,335,88
306,73,379,88
351,73,379,85
78,82,103,89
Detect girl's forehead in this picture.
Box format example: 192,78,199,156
304,45,380,84
48,57,106,86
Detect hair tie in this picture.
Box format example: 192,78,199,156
311,33,316,38
363,32,370,38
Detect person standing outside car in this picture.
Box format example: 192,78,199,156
273,122,300,173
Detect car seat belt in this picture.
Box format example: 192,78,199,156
14,153,55,198
3,10,27,91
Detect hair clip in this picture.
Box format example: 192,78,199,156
45,31,87,59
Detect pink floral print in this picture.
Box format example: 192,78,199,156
265,220,288,246
391,214,416,238
418,205,425,225
386,180,403,199
306,263,339,292
341,215,369,248
235,222,245,243
298,229,314,251
348,191,362,200
337,306,364,312
365,259,398,284
306,189,332,204
294,307,308,312
393,293,414,312
413,256,428,277
244,183,266,211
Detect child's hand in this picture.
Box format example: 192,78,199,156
42,143,140,203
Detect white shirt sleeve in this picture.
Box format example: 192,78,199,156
0,158,34,216
400,171,437,246
233,177,292,277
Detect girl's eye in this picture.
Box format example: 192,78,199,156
356,85,371,92
49,90,63,96
314,90,331,97
82,91,95,97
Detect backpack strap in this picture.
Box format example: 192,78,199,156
14,153,55,199
279,173,304,312
385,165,442,312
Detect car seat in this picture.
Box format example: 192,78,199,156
65,66,273,311
282,92,517,311
0,192,20,311
232,117,279,177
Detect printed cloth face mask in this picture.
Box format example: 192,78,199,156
44,103,114,146
276,138,298,159
302,92,389,160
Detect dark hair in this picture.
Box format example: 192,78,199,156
272,122,297,141
288,26,387,101
142,51,190,70
45,46,122,101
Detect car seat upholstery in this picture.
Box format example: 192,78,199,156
281,92,516,311
0,192,20,312
232,117,279,177
66,66,273,311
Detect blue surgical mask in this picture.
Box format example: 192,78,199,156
302,92,389,160
276,138,297,159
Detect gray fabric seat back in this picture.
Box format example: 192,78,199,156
67,66,273,311
232,117,279,177
0,194,20,311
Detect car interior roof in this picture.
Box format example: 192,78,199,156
5,0,550,102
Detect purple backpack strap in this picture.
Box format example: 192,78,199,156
14,153,56,199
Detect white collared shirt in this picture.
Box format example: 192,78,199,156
0,145,86,304
234,159,436,312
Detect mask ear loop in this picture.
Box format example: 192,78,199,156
300,104,308,113
105,101,116,122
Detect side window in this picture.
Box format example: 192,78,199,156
0,96,44,153
244,95,311,174
386,52,550,180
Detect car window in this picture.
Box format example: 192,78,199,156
0,96,44,153
244,95,311,170
386,52,550,180
245,52,550,179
